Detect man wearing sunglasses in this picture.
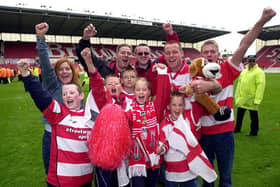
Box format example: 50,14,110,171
234,55,266,136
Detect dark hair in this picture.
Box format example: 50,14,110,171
104,74,120,85
170,90,185,103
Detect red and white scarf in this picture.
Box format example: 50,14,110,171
128,100,160,178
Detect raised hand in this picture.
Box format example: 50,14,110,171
156,145,164,155
83,24,97,40
162,23,174,35
80,48,96,73
81,48,92,64
152,63,167,72
17,60,30,77
35,22,49,37
260,7,276,24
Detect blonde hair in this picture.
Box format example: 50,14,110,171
120,66,138,78
201,40,219,52
135,77,151,91
134,43,151,54
164,41,183,51
63,82,83,94
116,44,133,54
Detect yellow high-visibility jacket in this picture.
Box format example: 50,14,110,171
235,64,265,111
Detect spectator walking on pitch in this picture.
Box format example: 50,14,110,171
234,55,266,136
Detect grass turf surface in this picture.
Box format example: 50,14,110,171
0,74,279,187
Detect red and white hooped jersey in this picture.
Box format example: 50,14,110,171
200,60,241,135
43,100,93,187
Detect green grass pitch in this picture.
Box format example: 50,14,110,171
0,74,279,187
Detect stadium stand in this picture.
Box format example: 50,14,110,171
0,5,230,43
1,5,280,73
239,25,280,72
2,41,200,64
256,45,280,68
0,4,227,69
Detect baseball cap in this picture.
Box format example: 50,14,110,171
247,55,256,62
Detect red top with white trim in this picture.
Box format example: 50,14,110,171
168,62,193,112
201,60,241,135
43,100,93,187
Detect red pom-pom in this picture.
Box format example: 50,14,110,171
88,104,132,170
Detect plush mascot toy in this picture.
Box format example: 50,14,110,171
185,57,231,121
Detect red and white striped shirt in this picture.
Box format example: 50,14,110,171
168,62,193,111
43,100,93,187
201,60,241,135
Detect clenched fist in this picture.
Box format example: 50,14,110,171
83,24,97,40
35,22,49,37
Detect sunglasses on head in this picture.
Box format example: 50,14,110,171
137,52,149,56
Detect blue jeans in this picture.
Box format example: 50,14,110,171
43,130,51,175
165,178,199,187
199,131,234,187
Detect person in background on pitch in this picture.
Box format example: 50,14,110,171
234,55,266,136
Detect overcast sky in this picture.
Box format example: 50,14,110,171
1,0,279,54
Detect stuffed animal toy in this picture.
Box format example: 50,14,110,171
185,57,231,121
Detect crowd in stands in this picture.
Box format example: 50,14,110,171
3,7,277,187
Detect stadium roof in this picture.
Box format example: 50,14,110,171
238,25,280,41
0,5,230,43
